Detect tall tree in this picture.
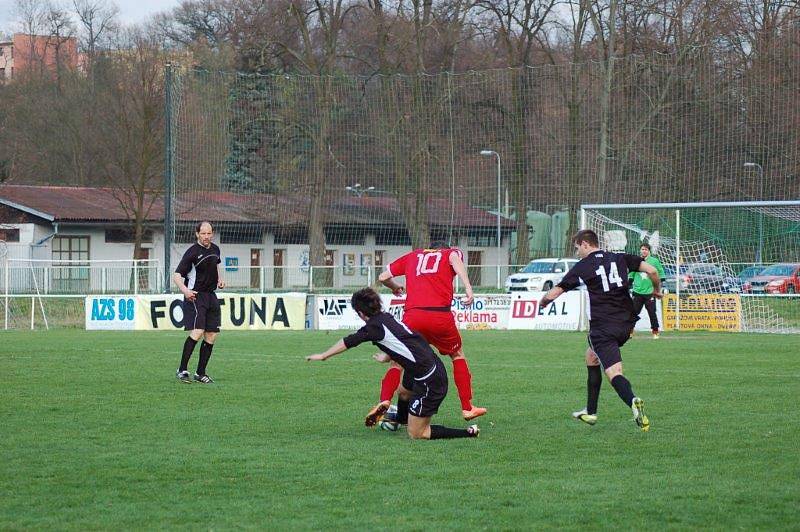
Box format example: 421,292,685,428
473,0,556,263
95,27,166,270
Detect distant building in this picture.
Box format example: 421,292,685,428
0,185,514,293
0,33,80,81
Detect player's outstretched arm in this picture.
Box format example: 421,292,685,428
306,339,348,361
639,262,662,297
450,252,474,306
378,270,405,296
539,286,565,308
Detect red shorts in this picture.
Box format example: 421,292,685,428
402,308,462,356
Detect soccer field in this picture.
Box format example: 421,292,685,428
2,330,799,529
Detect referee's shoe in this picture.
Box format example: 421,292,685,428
176,369,192,384
194,373,214,384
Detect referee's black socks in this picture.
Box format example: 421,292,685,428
610,375,635,407
197,341,214,376
179,337,198,372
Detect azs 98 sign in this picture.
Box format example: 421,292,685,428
85,297,137,330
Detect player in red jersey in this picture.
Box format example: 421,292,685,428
371,241,487,421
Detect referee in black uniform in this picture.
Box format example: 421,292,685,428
306,287,480,440
540,230,661,431
173,221,225,383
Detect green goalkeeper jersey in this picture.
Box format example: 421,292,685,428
629,255,666,295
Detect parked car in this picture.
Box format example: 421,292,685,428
662,263,742,294
738,265,767,282
744,263,800,294
504,258,579,292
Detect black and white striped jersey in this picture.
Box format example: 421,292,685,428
343,312,438,379
175,243,221,293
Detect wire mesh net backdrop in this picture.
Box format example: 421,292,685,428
164,52,799,293
582,202,800,333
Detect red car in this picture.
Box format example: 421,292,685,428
744,263,800,294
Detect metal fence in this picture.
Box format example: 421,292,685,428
4,261,798,295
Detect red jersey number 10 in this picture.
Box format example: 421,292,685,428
415,252,443,276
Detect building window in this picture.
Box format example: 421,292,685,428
467,233,498,247
274,227,308,245
105,227,154,243
219,226,262,244
0,227,20,242
51,236,90,292
375,230,411,246
326,229,365,246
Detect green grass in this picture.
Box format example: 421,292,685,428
2,330,799,529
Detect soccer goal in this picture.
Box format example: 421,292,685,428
581,201,800,333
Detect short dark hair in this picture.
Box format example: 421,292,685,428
640,242,652,251
195,221,213,233
428,240,449,249
351,287,383,317
572,229,599,247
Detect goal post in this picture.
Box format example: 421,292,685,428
580,201,800,333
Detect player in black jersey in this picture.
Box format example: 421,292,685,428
540,230,661,431
172,221,226,384
306,288,480,440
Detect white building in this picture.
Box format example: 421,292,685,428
0,185,514,294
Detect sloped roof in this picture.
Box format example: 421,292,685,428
0,185,514,229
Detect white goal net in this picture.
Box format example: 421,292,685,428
582,202,800,333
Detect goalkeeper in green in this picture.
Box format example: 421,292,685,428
629,243,666,339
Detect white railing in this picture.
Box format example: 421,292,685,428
4,260,799,295
0,261,529,294
2,259,162,295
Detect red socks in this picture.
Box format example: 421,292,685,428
452,357,473,410
381,360,475,411
379,366,402,402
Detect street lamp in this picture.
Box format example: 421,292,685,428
345,183,375,197
744,162,764,264
480,149,502,288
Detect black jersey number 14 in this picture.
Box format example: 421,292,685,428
595,263,623,292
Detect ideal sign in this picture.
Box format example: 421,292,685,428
507,291,583,330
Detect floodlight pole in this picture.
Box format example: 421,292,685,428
164,63,175,293
744,163,764,264
480,150,502,289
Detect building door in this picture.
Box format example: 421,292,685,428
321,249,336,288
51,236,90,293
273,249,284,288
375,250,385,283
467,250,482,287
250,249,261,289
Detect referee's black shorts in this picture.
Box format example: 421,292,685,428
183,292,221,332
587,322,634,369
402,358,448,418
